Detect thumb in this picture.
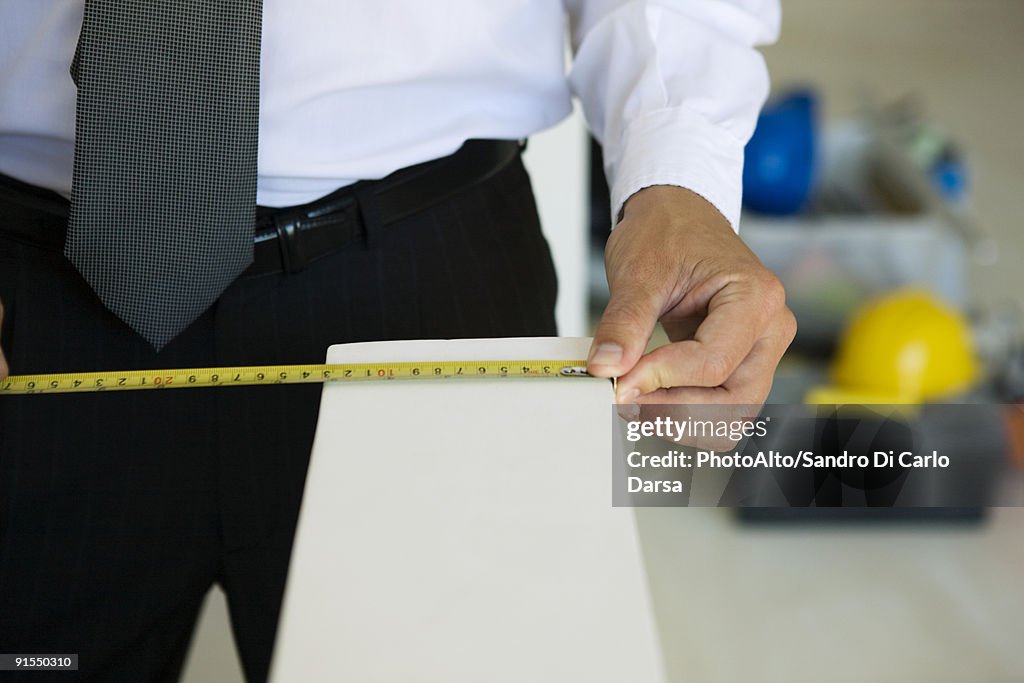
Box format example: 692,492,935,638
587,281,661,384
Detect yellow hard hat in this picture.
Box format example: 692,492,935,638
806,289,978,404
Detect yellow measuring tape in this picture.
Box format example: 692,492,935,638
0,360,593,395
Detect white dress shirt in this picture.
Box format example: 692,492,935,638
0,0,778,228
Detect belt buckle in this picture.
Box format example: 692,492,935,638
272,210,307,274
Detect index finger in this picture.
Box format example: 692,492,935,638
616,284,772,400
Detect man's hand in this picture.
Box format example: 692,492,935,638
0,298,7,380
587,185,796,406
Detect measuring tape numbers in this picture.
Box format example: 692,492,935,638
1,360,594,396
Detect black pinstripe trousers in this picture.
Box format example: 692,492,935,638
0,156,558,682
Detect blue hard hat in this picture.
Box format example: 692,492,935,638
743,89,818,216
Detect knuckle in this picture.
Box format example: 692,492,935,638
758,272,787,311
698,351,731,387
649,363,674,392
780,307,798,343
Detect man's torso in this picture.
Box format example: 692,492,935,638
0,0,572,206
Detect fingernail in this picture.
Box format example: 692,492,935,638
589,343,623,367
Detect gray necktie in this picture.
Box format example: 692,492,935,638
67,0,263,350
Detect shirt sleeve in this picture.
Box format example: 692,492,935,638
563,0,780,230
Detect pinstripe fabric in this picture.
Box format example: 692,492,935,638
0,156,556,683
67,0,263,350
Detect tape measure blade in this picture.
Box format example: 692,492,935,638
0,360,592,395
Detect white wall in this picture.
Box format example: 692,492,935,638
522,107,589,336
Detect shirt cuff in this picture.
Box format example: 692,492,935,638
607,105,745,232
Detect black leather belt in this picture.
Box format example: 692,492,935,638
0,138,523,277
